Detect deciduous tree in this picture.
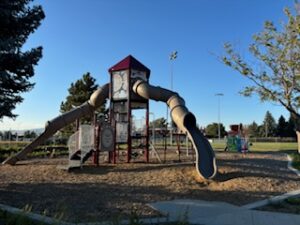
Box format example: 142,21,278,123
221,4,300,152
205,123,226,138
24,130,37,139
150,117,167,129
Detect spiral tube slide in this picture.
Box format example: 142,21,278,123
133,80,217,179
2,84,109,165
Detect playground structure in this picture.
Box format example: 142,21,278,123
225,124,249,152
2,55,217,179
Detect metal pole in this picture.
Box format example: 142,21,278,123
145,104,149,163
149,112,155,145
169,51,177,146
215,93,224,140
218,96,220,140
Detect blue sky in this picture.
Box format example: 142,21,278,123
0,0,294,131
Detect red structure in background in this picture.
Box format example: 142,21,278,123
228,124,242,136
226,124,249,152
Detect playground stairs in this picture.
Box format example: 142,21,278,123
62,149,94,171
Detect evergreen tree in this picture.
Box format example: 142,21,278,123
261,111,277,137
247,121,259,137
60,73,104,135
60,73,99,112
276,115,288,137
286,114,296,138
0,0,45,119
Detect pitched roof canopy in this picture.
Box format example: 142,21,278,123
108,55,151,78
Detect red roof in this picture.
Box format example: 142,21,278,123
108,55,151,78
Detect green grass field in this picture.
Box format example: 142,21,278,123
249,142,298,152
211,142,298,152
0,141,298,153
210,141,300,171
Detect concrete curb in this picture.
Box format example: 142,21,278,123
242,189,300,209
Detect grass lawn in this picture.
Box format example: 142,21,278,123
211,142,298,152
211,141,300,174
250,142,298,152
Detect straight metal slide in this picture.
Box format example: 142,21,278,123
2,84,109,165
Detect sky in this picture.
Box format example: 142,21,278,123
0,0,295,131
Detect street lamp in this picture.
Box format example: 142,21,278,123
215,93,224,140
169,50,177,90
168,51,177,146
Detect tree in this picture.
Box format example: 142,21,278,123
247,121,259,137
205,123,226,138
286,114,297,138
0,0,45,119
149,117,167,128
276,115,288,137
221,4,300,152
3,131,12,141
261,111,277,137
24,130,37,139
60,73,103,135
60,73,99,112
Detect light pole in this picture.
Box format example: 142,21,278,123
215,93,224,140
169,51,177,90
168,51,177,146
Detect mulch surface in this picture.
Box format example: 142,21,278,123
0,150,299,222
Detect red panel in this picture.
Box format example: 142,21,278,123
108,55,151,78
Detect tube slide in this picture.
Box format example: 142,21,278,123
2,83,109,165
133,80,217,179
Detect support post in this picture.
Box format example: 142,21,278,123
145,102,149,162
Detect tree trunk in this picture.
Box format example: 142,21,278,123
290,112,300,154
297,130,300,154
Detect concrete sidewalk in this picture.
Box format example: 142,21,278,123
149,199,300,225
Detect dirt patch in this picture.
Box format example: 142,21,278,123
0,150,299,222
